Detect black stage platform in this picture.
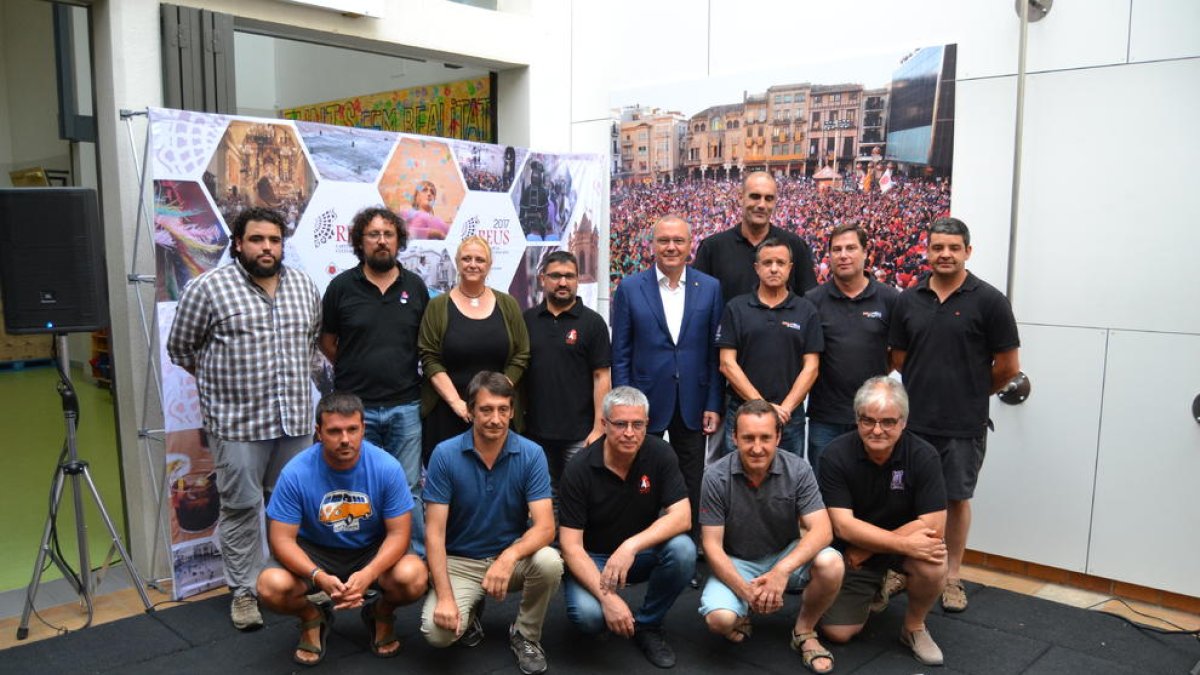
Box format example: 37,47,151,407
6,578,1199,674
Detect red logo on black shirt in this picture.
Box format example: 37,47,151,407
639,475,651,494
565,329,578,345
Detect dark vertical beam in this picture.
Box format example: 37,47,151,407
212,12,237,114
161,5,183,110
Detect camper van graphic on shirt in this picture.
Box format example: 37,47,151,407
318,490,373,532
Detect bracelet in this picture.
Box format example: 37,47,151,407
309,567,322,584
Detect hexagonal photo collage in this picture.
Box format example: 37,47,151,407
149,108,604,309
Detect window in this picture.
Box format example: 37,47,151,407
846,110,856,122
826,137,836,152
813,95,822,104
811,111,820,123
794,143,805,154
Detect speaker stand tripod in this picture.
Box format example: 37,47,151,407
16,334,153,639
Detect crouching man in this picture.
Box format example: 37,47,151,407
257,392,428,666
818,377,949,666
699,399,844,674
558,386,696,668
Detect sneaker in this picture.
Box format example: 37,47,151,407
942,578,968,613
900,627,944,666
230,593,263,631
459,598,485,647
633,625,676,668
509,623,548,674
870,569,907,613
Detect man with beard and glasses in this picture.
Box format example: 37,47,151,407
320,207,430,554
522,250,611,513
168,206,322,632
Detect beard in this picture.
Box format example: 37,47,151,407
238,250,282,278
546,290,576,309
365,249,397,273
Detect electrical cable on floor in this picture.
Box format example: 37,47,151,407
1086,596,1200,637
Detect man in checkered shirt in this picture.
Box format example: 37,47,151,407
168,206,322,631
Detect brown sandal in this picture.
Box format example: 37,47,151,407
361,600,401,658
293,604,333,667
726,615,752,643
791,630,835,673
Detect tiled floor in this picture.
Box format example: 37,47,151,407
1,563,1196,652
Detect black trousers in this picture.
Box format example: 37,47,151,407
652,404,706,544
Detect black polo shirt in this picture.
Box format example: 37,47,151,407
321,265,429,407
558,435,688,555
522,300,612,442
804,278,900,425
694,225,818,305
715,291,823,405
888,272,1020,438
818,430,946,553
699,450,825,560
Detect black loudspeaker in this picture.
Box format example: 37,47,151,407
0,188,109,334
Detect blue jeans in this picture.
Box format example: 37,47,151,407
725,399,805,457
563,534,696,632
363,402,425,557
698,540,840,617
806,421,857,481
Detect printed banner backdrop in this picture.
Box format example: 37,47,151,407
608,45,955,291
148,107,605,598
278,76,494,142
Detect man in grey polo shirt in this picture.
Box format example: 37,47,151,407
698,399,844,674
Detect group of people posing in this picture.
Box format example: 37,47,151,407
166,170,1020,673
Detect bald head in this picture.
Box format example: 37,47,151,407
743,171,776,190
651,215,692,279
741,172,778,232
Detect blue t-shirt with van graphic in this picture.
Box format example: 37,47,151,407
267,440,413,549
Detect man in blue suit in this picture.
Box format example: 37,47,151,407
611,215,723,546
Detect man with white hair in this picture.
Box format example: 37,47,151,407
817,377,949,666
558,386,695,668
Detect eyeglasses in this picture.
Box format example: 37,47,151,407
543,272,578,281
857,416,901,431
653,237,689,247
363,231,397,241
605,419,647,432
